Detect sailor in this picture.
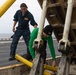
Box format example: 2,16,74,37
29,25,56,66
9,3,37,60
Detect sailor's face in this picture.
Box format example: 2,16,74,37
43,32,49,38
21,7,27,13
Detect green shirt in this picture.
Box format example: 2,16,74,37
28,28,56,60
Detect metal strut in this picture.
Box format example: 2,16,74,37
29,0,48,75
57,0,74,75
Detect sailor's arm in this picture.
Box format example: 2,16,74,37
47,36,56,60
28,28,38,58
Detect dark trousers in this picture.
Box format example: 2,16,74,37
10,29,31,58
40,40,47,64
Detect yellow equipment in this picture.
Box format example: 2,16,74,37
15,54,58,75
0,0,16,17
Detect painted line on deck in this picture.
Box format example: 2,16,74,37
0,40,24,44
0,39,57,44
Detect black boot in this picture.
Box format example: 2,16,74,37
22,54,32,60
22,48,32,60
9,57,15,61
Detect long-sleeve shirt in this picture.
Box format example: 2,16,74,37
28,28,56,60
13,10,37,30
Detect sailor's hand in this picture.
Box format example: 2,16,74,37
12,27,15,32
34,25,37,28
52,60,56,67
